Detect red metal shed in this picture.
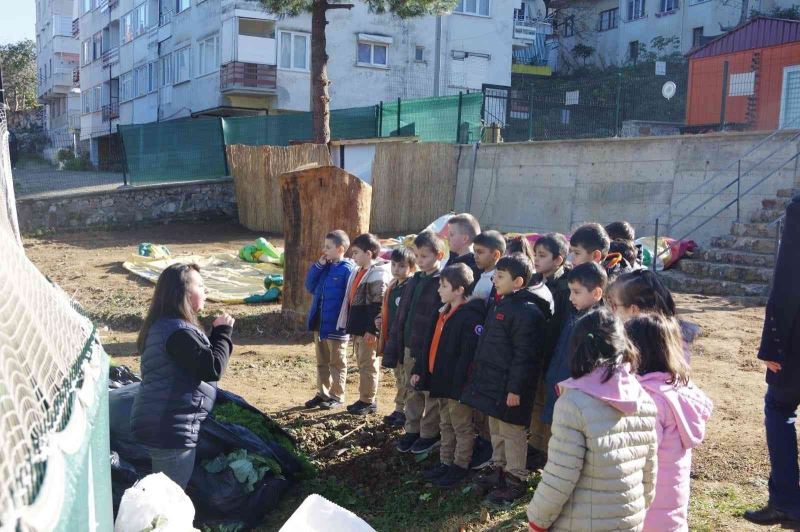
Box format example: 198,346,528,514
685,17,800,131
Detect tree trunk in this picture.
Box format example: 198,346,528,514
280,165,371,323
311,0,331,144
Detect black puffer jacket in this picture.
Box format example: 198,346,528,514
461,286,549,427
412,298,487,399
131,318,232,448
382,270,442,368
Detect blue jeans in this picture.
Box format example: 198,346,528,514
149,447,196,489
765,386,800,517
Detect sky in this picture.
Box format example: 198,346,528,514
1,1,36,45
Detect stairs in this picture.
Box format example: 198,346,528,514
659,189,791,305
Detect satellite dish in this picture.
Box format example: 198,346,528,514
662,81,677,100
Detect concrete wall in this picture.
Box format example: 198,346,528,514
16,178,237,233
455,131,800,245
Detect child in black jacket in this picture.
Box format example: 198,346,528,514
410,264,486,488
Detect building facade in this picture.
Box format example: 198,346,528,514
550,0,798,70
66,0,523,161
35,0,82,157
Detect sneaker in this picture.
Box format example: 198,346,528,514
347,400,378,415
485,474,527,505
434,464,469,488
396,432,420,453
304,395,327,409
410,436,441,454
744,505,800,526
319,398,344,410
422,462,450,481
390,411,407,427
474,466,504,490
470,436,493,470
383,411,405,427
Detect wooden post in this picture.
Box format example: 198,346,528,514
280,165,371,323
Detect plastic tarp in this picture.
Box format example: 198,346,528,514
637,236,697,271
122,253,283,304
279,494,375,532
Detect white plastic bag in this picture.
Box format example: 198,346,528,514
114,473,199,532
279,494,376,532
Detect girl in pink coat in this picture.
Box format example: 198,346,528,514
625,313,713,532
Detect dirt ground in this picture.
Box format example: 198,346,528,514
24,221,795,531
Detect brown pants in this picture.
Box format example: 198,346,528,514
489,416,528,481
314,333,347,402
403,348,440,438
528,377,552,452
353,335,381,404
393,363,407,413
438,398,475,469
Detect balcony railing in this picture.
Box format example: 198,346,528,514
102,100,120,122
73,68,80,85
220,62,277,93
513,16,553,41
102,48,119,68
68,112,81,130
72,18,79,37
160,9,174,26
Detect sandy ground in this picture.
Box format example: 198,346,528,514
24,221,796,531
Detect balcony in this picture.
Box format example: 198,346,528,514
73,67,80,85
102,101,120,122
68,111,81,130
72,18,79,37
237,35,277,65
220,62,277,94
102,48,119,68
513,15,553,42
39,69,76,99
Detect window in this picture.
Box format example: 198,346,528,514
562,15,575,37
121,12,134,44
629,40,639,62
356,40,389,68
415,45,424,62
134,3,148,36
83,0,92,14
82,39,91,65
779,65,800,129
659,0,678,12
176,0,190,13
83,91,91,113
627,0,645,20
93,32,102,60
238,18,275,38
598,8,618,31
148,62,158,92
729,72,755,96
93,85,102,111
198,34,220,76
454,0,490,16
160,53,173,86
279,31,309,71
120,71,133,101
133,65,149,97
174,46,191,83
692,26,703,47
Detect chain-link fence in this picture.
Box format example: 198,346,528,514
484,61,689,142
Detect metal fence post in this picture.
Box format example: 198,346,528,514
615,72,622,137
736,159,741,222
378,101,383,137
720,61,729,130
456,91,463,143
218,117,229,176
117,123,129,186
396,97,401,136
527,86,534,141
652,217,659,272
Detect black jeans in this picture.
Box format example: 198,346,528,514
765,385,800,517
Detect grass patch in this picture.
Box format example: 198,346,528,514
689,481,767,531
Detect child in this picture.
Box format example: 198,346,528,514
337,233,392,415
132,264,235,489
462,253,550,504
609,270,699,360
471,230,506,302
569,223,610,267
383,231,446,454
377,247,417,427
606,219,644,268
410,264,486,487
527,307,658,532
446,213,482,279
505,235,535,263
303,230,356,410
626,314,713,531
528,233,571,463
541,262,607,428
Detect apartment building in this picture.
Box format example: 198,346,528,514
69,0,520,161
35,0,82,155
550,0,798,69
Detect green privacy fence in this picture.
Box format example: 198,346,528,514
119,93,482,185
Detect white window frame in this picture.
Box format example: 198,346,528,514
598,8,618,31
356,39,389,69
174,46,191,84
134,3,148,36
659,0,678,13
415,45,425,62
93,32,103,61
120,71,133,101
176,0,190,13
134,65,149,97
627,0,646,20
779,65,800,129
197,34,220,77
82,39,92,65
453,0,490,16
121,12,134,45
160,53,173,86
278,31,310,72
148,62,158,92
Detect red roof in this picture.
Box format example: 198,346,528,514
688,17,800,59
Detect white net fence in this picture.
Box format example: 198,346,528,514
0,108,98,528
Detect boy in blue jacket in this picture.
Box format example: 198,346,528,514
303,230,356,410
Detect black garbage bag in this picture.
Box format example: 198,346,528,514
109,365,141,389
110,452,140,516
109,383,303,528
